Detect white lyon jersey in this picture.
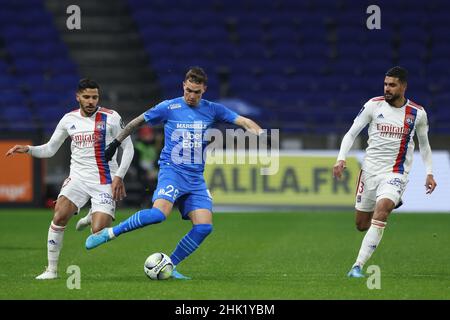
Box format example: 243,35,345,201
29,107,132,184
339,96,430,176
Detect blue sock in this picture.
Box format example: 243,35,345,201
112,208,166,237
170,224,213,266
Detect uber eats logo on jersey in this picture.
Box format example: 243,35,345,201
170,125,280,175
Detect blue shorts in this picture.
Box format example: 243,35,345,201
152,165,213,220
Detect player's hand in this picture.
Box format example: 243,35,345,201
333,160,346,179
258,129,272,149
104,139,121,162
112,176,126,201
6,145,29,156
425,174,437,194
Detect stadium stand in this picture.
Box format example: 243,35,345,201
0,0,448,136
127,0,450,134
0,0,78,132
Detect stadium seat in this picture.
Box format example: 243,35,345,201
127,0,450,134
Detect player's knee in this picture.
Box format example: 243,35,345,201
91,225,103,234
153,199,173,217
356,222,370,232
193,223,213,236
53,212,69,226
373,208,390,222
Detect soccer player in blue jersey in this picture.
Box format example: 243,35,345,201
85,67,265,279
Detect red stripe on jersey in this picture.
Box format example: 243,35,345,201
355,170,363,196
408,100,423,110
371,96,385,101
99,107,114,114
94,112,108,184
393,106,416,173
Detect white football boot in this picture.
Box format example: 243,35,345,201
76,208,93,231
35,267,58,280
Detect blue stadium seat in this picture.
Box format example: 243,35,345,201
140,25,167,41
14,58,46,75
0,76,21,90
35,43,69,59
5,41,35,59
426,59,450,77
0,90,27,107
330,60,364,76
397,42,428,61
127,0,448,134
46,59,78,75
430,26,449,43
333,12,366,27
430,43,450,59
269,26,299,44
335,26,366,43
0,104,36,131
398,26,430,44
399,58,426,76
31,91,73,107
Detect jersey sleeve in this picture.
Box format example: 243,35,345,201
353,100,374,124
108,111,134,178
213,102,239,124
28,115,69,158
415,110,433,175
337,101,373,161
143,100,169,125
109,111,125,138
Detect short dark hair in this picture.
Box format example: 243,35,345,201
77,78,99,92
385,66,408,83
185,67,208,85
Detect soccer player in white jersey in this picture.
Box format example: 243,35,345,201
6,79,134,280
333,67,437,278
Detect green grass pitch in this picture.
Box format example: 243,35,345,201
0,209,449,299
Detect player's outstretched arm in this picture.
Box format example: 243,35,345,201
6,122,67,158
105,114,146,161
234,116,263,135
334,105,371,179
334,125,360,180
116,114,146,143
6,145,29,156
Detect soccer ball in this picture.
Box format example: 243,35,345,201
144,252,174,280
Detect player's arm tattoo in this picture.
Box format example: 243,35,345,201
116,114,146,142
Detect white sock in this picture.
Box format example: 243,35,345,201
47,221,66,272
353,219,386,269
86,208,93,222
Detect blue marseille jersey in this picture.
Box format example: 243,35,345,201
143,97,239,175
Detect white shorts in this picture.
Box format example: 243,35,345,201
355,170,408,212
58,177,115,219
